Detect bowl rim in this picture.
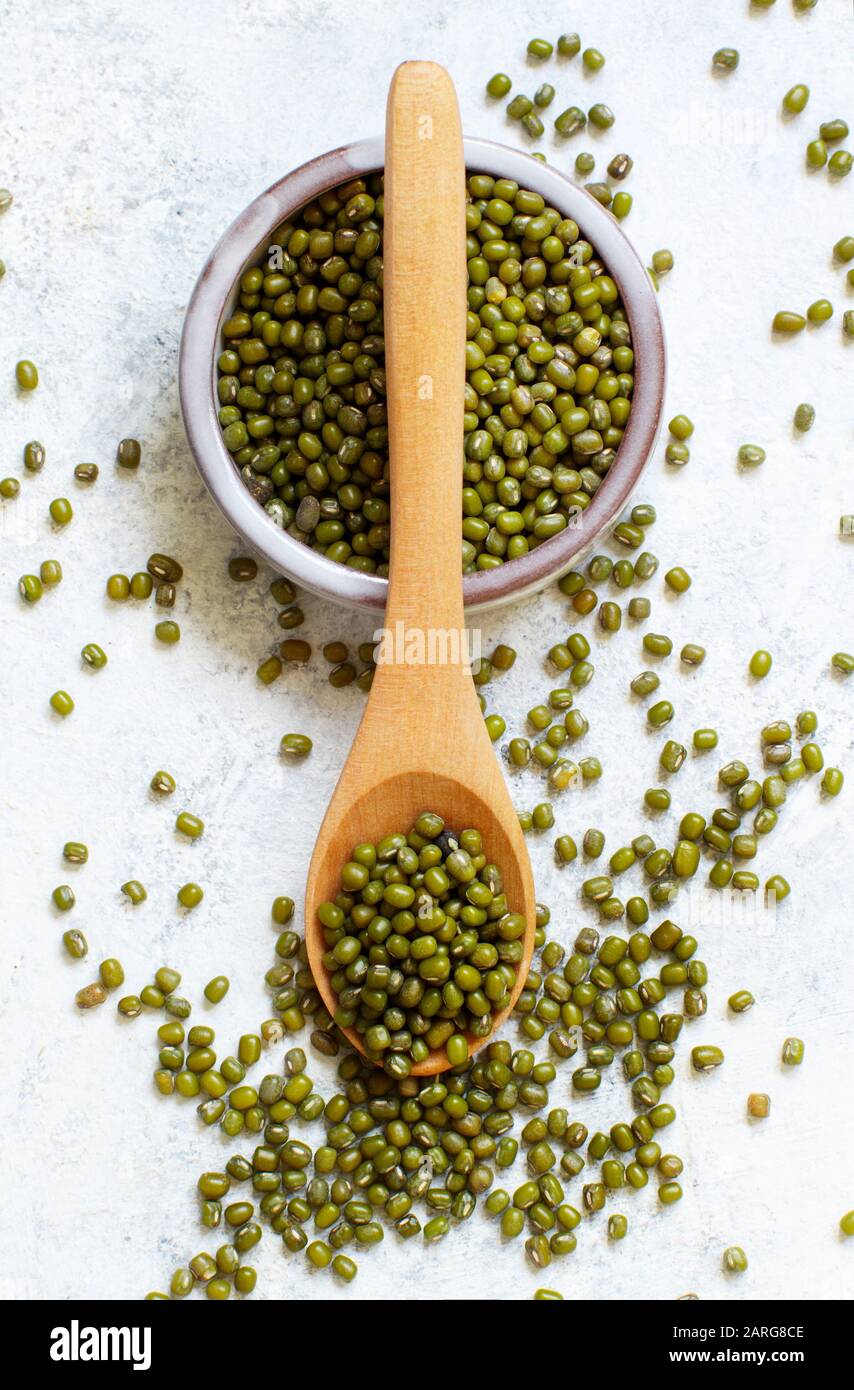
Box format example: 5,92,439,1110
179,134,666,613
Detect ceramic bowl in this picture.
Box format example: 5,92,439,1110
179,136,666,612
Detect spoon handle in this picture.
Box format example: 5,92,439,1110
382,62,467,643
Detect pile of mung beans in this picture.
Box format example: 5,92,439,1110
216,171,635,575
317,814,525,1071
136,876,708,1294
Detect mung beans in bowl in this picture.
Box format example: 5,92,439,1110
180,137,665,612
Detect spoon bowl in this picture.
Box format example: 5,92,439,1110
304,61,536,1076
305,765,537,1076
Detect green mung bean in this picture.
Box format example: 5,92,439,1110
131,570,153,599
664,566,691,593
53,885,75,912
738,444,765,467
821,767,843,796
116,439,142,469
63,929,88,958
281,733,313,757
50,691,74,717
76,982,107,1009
772,311,806,333
782,85,809,115
712,48,739,70
18,575,43,604
527,38,553,59
81,643,107,668
557,33,580,56
121,880,147,905
36,558,60,588
178,882,204,909
486,73,511,98
106,574,130,601
582,48,604,70
588,104,615,130
723,1246,748,1273
747,1093,770,1119
16,360,39,390
749,650,772,679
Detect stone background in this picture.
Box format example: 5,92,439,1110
1,0,852,1301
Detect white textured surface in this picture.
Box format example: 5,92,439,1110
1,0,853,1302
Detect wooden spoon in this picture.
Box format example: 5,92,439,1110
304,61,536,1076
